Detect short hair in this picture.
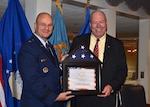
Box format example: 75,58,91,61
35,12,52,23
90,10,107,22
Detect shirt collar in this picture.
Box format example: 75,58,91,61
34,33,47,47
91,32,106,41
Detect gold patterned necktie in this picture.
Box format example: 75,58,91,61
93,39,99,57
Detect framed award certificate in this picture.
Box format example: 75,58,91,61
62,61,101,96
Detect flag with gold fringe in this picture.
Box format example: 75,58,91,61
48,0,70,107
49,0,70,62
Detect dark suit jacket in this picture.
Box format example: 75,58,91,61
69,33,128,107
18,35,64,107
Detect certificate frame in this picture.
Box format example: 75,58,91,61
62,60,101,96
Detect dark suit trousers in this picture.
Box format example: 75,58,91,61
71,93,116,107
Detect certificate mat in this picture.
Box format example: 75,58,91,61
68,67,96,90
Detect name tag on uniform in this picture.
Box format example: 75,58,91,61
41,58,47,62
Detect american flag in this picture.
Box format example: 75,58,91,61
68,45,98,61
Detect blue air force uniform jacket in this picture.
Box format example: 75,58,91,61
18,35,63,107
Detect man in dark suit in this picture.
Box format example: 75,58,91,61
69,10,128,107
18,12,74,107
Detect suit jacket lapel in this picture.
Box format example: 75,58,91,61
103,34,112,64
32,35,48,54
84,33,91,48
33,35,58,66
87,34,91,48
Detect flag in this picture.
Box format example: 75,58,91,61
78,6,91,35
0,0,32,106
68,45,97,61
0,54,7,107
49,1,70,107
49,1,70,61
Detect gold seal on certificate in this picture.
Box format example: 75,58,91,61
62,45,102,96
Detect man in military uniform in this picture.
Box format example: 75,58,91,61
18,12,74,107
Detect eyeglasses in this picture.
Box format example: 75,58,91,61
38,23,53,27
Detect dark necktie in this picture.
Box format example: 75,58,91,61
93,39,99,57
46,42,59,65
46,42,54,57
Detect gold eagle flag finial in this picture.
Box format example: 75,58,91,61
84,0,91,13
56,0,63,15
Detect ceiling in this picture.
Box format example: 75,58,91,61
0,0,139,36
